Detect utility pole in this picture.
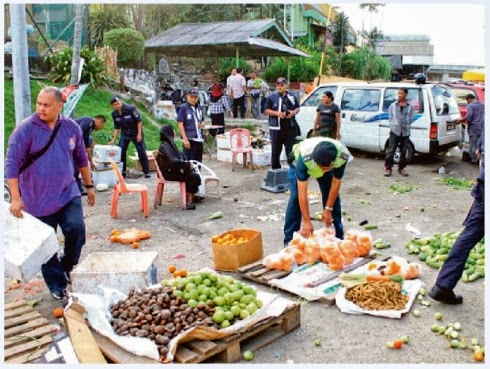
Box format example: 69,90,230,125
10,4,31,126
70,4,85,87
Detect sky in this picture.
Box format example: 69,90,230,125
338,3,485,66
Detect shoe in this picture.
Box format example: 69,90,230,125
384,168,392,177
185,203,196,210
52,289,69,301
398,169,409,177
64,271,71,284
192,196,204,203
144,173,151,178
428,285,463,305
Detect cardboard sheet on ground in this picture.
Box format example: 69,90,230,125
269,258,366,301
72,269,294,363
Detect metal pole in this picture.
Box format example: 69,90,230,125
10,4,31,126
317,6,336,86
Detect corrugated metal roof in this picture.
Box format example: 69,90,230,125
145,19,309,58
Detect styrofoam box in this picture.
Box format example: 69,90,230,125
217,148,271,166
93,145,122,163
92,162,123,187
71,251,158,295
154,101,176,120
4,201,59,282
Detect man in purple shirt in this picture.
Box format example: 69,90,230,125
457,93,484,164
6,87,96,301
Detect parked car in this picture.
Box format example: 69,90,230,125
446,83,485,161
296,81,461,163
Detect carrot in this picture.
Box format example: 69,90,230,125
367,274,404,283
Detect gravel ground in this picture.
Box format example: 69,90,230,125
4,146,485,365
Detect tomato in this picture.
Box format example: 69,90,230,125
393,339,403,349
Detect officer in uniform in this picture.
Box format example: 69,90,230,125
108,96,150,178
265,77,300,169
283,137,351,245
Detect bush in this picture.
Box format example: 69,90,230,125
218,58,250,81
89,6,131,47
103,28,145,68
45,46,109,87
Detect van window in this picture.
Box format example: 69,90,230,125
341,89,380,111
383,88,424,113
302,86,338,107
432,85,459,115
451,87,473,108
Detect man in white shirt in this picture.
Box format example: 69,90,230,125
226,67,236,110
230,67,247,119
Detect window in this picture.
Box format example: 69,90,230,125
432,85,459,115
383,88,424,113
340,89,380,111
451,88,472,108
302,86,338,107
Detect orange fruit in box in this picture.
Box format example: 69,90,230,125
211,235,219,243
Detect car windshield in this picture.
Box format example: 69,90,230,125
432,85,459,115
301,86,338,107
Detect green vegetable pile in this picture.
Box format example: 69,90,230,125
162,271,263,329
388,181,418,194
405,232,485,282
440,177,475,190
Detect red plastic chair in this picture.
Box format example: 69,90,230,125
110,161,149,218
229,128,254,171
152,152,187,210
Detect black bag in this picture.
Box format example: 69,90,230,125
251,92,260,99
19,121,63,174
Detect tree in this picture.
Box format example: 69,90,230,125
359,3,385,46
331,11,350,55
363,26,384,50
88,5,131,47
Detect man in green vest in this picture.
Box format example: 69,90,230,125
283,137,351,245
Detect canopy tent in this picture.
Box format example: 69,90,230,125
462,69,484,82
145,19,309,59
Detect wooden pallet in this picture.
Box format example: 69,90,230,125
88,303,300,364
237,255,376,305
3,300,58,363
174,303,300,363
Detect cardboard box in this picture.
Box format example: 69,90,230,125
212,229,263,271
71,251,158,295
129,150,157,172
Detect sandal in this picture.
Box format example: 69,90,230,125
384,168,392,177
185,203,196,210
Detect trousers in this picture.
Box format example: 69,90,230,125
38,197,86,292
435,198,484,291
385,132,409,170
119,135,150,175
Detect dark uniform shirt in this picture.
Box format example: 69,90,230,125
75,116,94,148
111,103,142,138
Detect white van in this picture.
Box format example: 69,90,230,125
296,82,462,162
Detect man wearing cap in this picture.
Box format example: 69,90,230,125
108,96,151,178
74,115,106,195
283,137,351,245
456,93,484,164
177,87,205,162
265,77,301,169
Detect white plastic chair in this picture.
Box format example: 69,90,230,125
190,160,222,198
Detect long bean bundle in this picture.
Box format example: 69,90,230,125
345,281,408,310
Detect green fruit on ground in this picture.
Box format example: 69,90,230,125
434,312,443,320
224,293,235,305
199,294,208,302
221,320,231,328
246,303,258,315
240,295,252,305
209,274,218,283
189,290,199,300
256,299,263,308
185,283,197,292
225,311,234,321
212,310,226,324
314,339,321,346
243,286,256,295
209,291,217,299
219,287,230,296
203,278,212,286
243,350,254,361
172,290,183,297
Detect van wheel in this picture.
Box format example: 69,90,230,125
393,141,415,164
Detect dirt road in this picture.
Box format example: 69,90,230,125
4,147,484,364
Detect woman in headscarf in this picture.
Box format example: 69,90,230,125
208,83,233,136
156,125,202,210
